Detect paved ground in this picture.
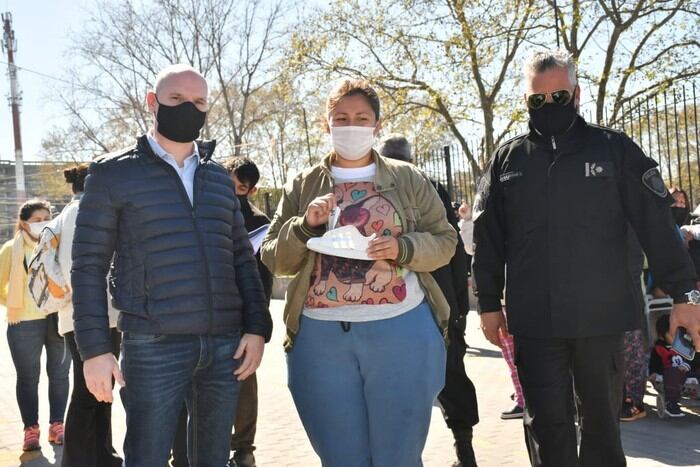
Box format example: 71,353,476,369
0,300,698,466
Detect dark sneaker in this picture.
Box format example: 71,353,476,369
501,405,524,420
229,449,256,467
452,428,478,467
664,401,685,418
620,399,647,422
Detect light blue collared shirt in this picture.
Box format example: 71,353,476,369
147,132,200,204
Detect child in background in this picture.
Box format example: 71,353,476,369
649,314,700,417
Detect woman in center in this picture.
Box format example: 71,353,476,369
261,79,456,466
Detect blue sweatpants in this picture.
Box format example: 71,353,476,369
287,301,447,467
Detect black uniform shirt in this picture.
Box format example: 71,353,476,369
473,116,696,338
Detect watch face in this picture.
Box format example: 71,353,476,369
688,290,700,304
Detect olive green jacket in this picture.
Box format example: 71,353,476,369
260,152,457,349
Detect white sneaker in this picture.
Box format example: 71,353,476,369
307,225,376,260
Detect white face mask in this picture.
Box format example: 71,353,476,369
330,126,376,161
28,221,50,237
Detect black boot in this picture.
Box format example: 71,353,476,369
451,428,478,467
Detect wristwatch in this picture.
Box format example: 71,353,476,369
681,290,700,305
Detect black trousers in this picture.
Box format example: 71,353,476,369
231,373,258,450
62,329,123,467
514,334,626,467
437,313,479,430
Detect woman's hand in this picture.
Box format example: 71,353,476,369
305,194,336,228
367,236,399,261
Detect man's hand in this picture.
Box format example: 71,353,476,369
305,194,336,228
670,303,700,352
480,310,508,348
234,334,265,381
367,236,399,261
84,353,124,403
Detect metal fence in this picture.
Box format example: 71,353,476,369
416,81,700,208
250,189,283,219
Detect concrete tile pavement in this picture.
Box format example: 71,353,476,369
0,300,698,466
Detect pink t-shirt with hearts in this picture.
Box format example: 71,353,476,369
302,164,425,322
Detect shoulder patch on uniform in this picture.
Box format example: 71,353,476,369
642,168,668,198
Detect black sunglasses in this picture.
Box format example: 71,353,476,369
527,90,573,110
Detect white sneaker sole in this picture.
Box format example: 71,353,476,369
664,409,685,418
307,226,376,260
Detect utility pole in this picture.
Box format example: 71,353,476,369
2,12,26,205
553,0,561,48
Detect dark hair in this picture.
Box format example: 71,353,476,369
63,163,89,193
655,313,671,340
378,134,412,163
325,79,381,131
16,199,51,233
223,157,260,187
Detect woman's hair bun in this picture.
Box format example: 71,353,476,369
63,167,77,184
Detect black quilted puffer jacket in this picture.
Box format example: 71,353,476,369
71,135,272,360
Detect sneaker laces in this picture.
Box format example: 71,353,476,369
24,426,39,442
50,422,64,437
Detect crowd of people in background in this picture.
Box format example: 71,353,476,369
0,47,699,467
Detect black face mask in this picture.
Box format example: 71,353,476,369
237,194,251,212
671,206,690,226
528,97,577,137
236,194,256,231
155,99,206,143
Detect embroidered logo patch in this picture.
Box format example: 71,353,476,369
642,167,668,198
499,171,523,183
584,162,613,177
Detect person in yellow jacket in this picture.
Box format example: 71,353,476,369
0,199,71,451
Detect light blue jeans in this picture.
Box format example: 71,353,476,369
287,301,446,467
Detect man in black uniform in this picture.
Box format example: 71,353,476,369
473,49,700,467
378,134,479,467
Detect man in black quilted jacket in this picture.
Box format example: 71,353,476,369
71,64,272,467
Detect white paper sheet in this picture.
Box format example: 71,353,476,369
248,224,270,255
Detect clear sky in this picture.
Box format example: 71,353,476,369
0,0,88,161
